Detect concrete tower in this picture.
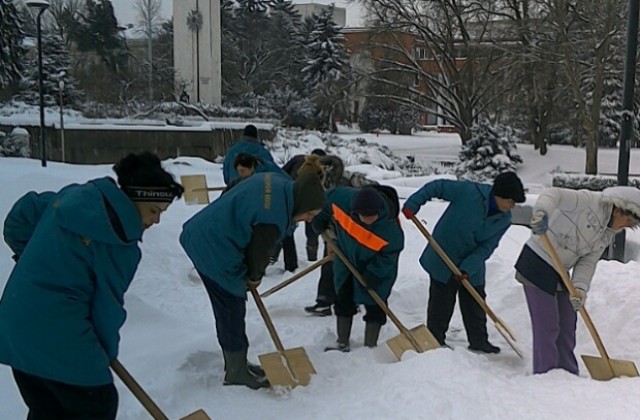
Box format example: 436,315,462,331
173,0,222,105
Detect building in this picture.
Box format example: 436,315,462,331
293,3,347,27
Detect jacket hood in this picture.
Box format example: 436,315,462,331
55,177,143,245
601,186,640,218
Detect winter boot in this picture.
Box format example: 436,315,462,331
364,322,382,348
304,302,332,317
222,350,270,389
468,341,501,354
242,348,266,380
306,245,318,262
325,317,352,352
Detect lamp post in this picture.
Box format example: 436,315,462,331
58,79,65,162
26,0,50,167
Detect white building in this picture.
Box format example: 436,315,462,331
293,3,347,27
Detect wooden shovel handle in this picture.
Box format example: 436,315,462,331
260,255,333,298
409,216,517,341
322,234,423,352
192,186,225,192
110,359,169,420
539,234,614,365
250,287,287,354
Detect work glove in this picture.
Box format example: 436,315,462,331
530,210,549,235
246,277,262,290
449,271,469,284
401,207,415,219
570,288,587,311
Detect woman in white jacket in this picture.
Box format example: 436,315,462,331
514,186,640,375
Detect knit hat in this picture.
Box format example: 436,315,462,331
113,152,184,203
293,172,325,216
601,186,640,219
243,124,258,138
492,172,526,203
351,187,385,217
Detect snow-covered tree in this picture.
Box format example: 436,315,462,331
17,32,81,106
135,0,164,101
0,0,26,89
454,119,523,182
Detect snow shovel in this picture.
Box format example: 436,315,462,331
409,216,523,358
322,234,440,360
181,174,225,205
249,287,316,387
110,360,210,420
260,255,333,298
539,234,639,381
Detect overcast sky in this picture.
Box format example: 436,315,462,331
111,0,365,28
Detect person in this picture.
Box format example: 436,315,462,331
222,124,284,185
402,172,526,354
313,185,404,352
514,186,640,375
222,153,258,194
179,170,325,389
0,152,184,420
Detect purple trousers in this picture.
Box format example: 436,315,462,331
523,285,578,375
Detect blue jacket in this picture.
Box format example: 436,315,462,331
3,191,56,258
313,187,404,305
180,172,295,298
404,179,511,286
0,177,143,386
222,136,285,184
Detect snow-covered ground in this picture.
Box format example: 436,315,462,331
2,131,640,420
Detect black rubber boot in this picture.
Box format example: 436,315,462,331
364,322,382,348
325,316,352,352
223,350,270,389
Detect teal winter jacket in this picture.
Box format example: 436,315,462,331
403,179,511,286
0,177,143,386
222,137,286,184
3,190,56,259
313,186,404,305
180,172,295,298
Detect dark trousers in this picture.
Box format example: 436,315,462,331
12,369,118,420
427,278,488,346
281,235,299,271
305,222,319,249
316,243,336,305
199,271,249,352
334,274,387,325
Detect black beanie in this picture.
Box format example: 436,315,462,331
492,172,526,203
351,187,385,216
243,124,258,138
293,172,325,216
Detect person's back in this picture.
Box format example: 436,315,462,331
223,124,281,184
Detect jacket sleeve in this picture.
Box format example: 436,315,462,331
534,188,594,215
362,245,402,289
571,249,601,292
404,179,466,213
312,191,333,234
459,222,510,278
245,224,280,281
3,191,56,258
89,242,141,360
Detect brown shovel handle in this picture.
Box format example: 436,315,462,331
110,360,170,420
409,216,517,340
322,234,423,352
539,234,614,366
249,287,287,354
192,186,225,192
260,255,333,298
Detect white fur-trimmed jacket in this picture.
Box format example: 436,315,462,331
525,188,628,292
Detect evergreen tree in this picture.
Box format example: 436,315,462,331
0,0,26,89
16,32,81,106
66,0,128,73
454,119,523,181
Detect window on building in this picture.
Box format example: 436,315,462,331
415,47,427,60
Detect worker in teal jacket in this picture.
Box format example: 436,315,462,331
313,185,404,352
0,152,183,420
180,169,325,389
222,124,286,184
402,173,525,354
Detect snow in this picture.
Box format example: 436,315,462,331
2,131,640,420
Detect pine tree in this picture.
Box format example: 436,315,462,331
16,32,81,106
454,119,523,181
0,0,26,89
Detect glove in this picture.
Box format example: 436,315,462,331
570,288,587,311
246,277,262,290
530,210,549,235
450,271,469,284
323,225,337,241
401,207,415,219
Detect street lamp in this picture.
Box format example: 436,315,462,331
26,0,50,167
58,78,65,163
